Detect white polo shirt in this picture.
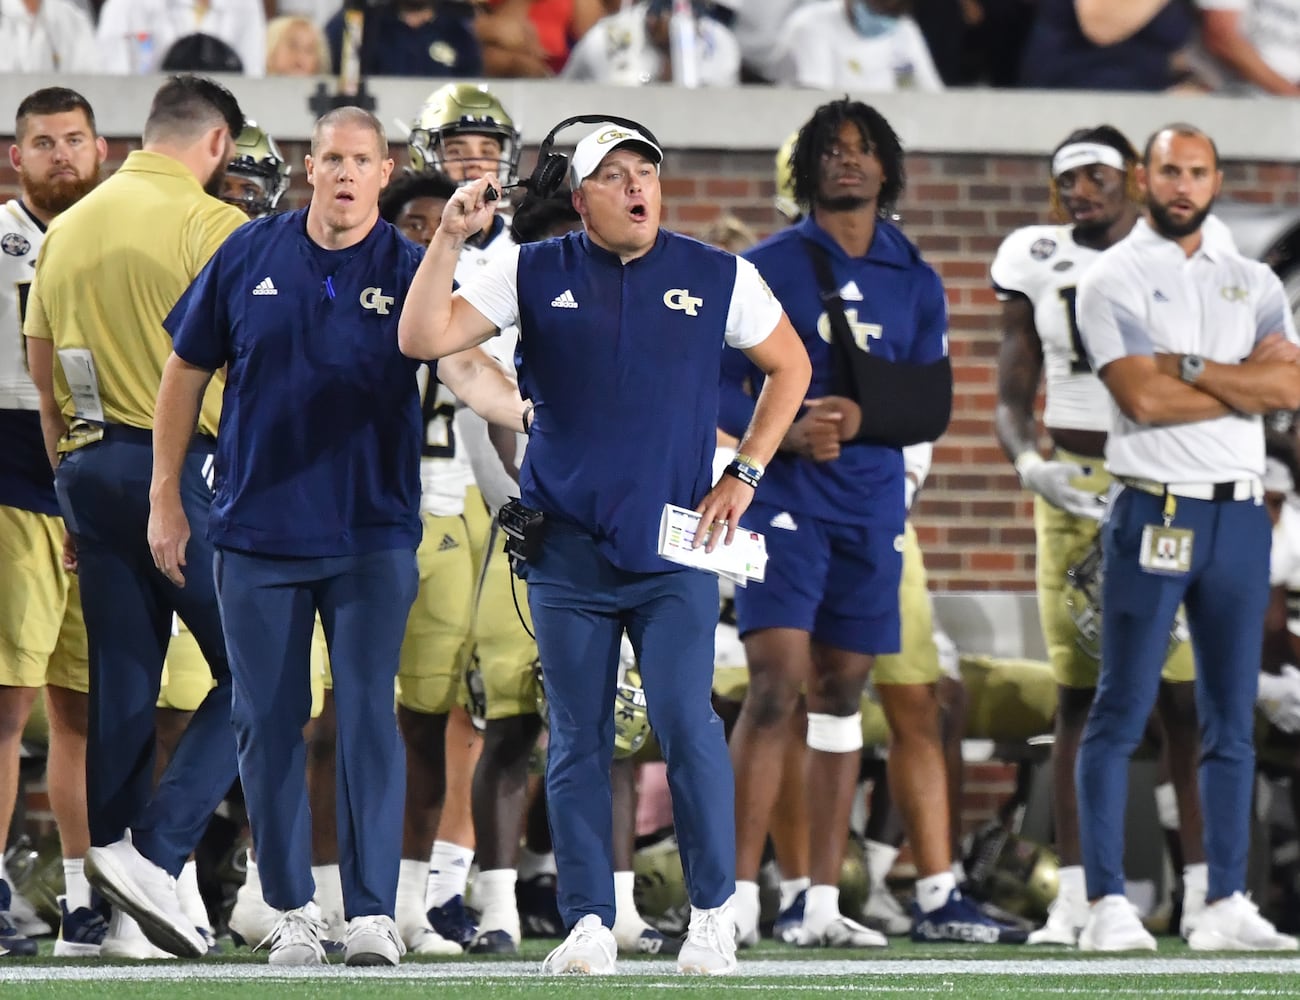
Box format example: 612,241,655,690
1076,217,1295,484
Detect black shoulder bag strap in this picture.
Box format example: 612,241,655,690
804,239,860,401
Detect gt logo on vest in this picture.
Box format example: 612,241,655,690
663,288,702,316
360,286,394,315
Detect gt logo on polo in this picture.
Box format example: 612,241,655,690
663,288,702,316
360,286,394,315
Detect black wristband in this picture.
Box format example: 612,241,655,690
522,401,534,435
723,462,760,489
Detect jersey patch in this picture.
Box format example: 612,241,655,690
1029,238,1057,261
1,233,31,257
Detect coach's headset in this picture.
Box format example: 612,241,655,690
484,114,663,201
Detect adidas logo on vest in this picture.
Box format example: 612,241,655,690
550,289,578,309
437,534,458,552
252,277,277,296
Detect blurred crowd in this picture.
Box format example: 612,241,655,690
1,0,1298,96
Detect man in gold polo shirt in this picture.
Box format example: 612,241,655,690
24,74,247,960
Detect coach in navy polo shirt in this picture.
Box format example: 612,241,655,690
399,121,811,976
146,107,528,968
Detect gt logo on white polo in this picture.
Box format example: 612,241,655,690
663,288,702,316
360,286,394,315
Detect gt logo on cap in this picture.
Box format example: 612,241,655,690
664,288,702,316
597,128,634,144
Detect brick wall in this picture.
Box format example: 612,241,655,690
6,139,1299,592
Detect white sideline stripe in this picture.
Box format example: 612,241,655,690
3,957,1300,982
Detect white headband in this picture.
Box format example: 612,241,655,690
1264,457,1295,496
1052,142,1127,178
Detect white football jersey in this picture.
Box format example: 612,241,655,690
990,224,1110,433
418,219,519,515
1271,500,1300,638
0,200,44,410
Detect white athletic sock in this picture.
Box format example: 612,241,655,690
177,859,211,931
915,871,957,914
517,847,557,881
473,868,519,939
428,841,475,908
865,839,900,892
63,857,91,912
803,884,840,934
312,864,344,935
613,870,642,926
0,854,8,885
1183,862,1208,895
1057,865,1085,901
951,859,967,884
779,876,811,913
397,859,431,925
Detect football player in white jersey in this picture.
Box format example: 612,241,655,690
397,83,531,955
0,87,106,958
992,125,1206,946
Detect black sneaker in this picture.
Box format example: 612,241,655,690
427,895,477,948
517,875,564,938
911,889,1029,944
0,880,38,957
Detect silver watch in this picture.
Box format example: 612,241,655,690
1180,353,1205,384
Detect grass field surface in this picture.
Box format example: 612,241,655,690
4,939,1300,998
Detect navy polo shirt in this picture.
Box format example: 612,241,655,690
721,215,949,527
165,209,424,558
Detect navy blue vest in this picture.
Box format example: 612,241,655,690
516,230,738,573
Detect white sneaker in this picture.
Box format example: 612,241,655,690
344,915,405,966
795,913,888,949
86,838,206,958
863,888,913,937
399,913,462,955
541,914,617,975
678,903,738,975
1028,889,1088,946
1180,883,1207,941
1186,893,1299,952
100,909,176,960
229,864,280,948
260,902,328,966
1078,895,1157,952
8,888,53,937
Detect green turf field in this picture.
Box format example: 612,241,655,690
4,938,1300,998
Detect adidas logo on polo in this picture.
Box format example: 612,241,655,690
438,534,458,552
252,277,277,296
769,512,797,531
550,289,578,309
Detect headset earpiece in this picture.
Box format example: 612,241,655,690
523,114,663,198
530,155,570,199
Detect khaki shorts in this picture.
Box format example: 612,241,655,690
0,505,88,691
873,522,941,687
1035,450,1194,688
472,526,540,721
396,511,476,715
157,616,215,712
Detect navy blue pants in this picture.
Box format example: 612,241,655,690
214,547,417,916
1077,486,1270,902
54,430,236,876
524,525,734,929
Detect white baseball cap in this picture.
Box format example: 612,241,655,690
569,123,663,187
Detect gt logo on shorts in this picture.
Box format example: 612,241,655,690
663,288,702,316
360,286,394,315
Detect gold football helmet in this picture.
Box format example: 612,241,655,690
224,121,290,218
533,656,652,760
774,129,801,221
407,83,521,185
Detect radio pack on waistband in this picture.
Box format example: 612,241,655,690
498,499,547,569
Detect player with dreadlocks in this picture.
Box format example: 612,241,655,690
992,125,1207,946
721,97,1022,948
